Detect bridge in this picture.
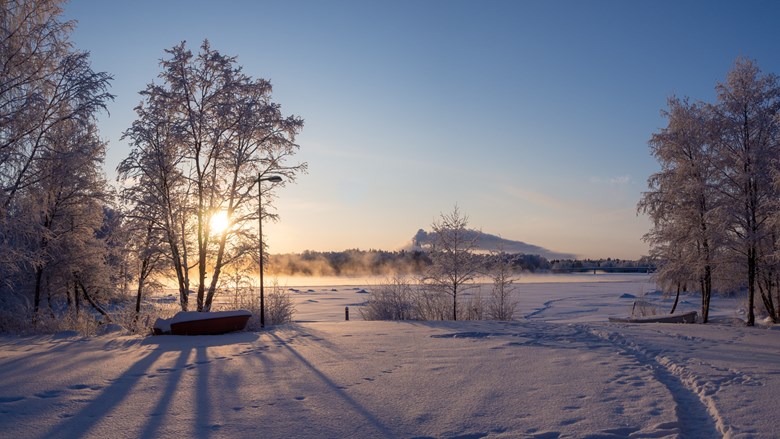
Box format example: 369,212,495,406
550,266,655,274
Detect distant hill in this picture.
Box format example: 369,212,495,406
407,229,576,260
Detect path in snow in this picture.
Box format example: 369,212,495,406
583,325,721,437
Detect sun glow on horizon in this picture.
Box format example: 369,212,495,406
210,210,231,235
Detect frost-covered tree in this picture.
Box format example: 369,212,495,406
642,58,780,326
0,0,114,325
120,40,306,312
639,97,720,322
26,117,111,320
486,251,519,321
710,58,780,326
422,206,480,320
118,88,193,310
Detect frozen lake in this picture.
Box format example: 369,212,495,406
258,273,743,325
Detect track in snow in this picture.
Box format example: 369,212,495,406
584,326,724,438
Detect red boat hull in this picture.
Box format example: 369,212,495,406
169,313,251,335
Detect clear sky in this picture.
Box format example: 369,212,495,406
62,0,780,260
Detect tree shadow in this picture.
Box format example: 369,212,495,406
40,345,166,438
267,329,395,438
41,332,258,438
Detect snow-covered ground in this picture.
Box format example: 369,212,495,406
1,274,778,438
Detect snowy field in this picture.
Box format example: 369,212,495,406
1,274,779,438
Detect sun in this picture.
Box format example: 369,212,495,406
210,211,231,234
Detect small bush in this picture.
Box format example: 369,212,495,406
459,292,485,321
215,280,295,329
360,276,416,320
414,288,451,321
265,285,296,326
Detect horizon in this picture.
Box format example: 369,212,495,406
61,0,780,260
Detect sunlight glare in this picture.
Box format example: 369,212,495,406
210,210,230,234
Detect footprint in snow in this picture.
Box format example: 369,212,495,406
0,396,25,403
294,396,306,401
35,390,62,399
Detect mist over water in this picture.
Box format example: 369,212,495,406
269,273,654,288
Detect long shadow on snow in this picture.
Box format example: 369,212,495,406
43,332,258,438
267,330,395,438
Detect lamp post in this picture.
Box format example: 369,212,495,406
258,174,282,328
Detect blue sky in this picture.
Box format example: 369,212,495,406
63,0,780,259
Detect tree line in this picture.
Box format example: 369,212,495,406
639,58,780,326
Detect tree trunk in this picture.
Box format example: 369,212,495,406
747,246,756,326
452,283,458,321
757,270,777,323
702,264,712,323
670,283,680,314
74,279,80,316
167,232,189,311
775,273,780,323
32,266,44,323
204,230,229,311
77,279,112,323
136,258,148,314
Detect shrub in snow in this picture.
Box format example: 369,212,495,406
458,293,485,321
107,300,178,336
486,252,520,321
265,286,296,326
631,300,659,318
360,276,416,320
414,288,452,320
215,281,295,329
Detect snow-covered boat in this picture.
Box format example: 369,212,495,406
609,310,697,324
154,310,252,335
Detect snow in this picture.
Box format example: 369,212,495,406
1,274,777,438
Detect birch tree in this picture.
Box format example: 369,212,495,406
423,206,480,320
120,40,306,312
710,58,780,326
639,97,720,322
486,250,519,321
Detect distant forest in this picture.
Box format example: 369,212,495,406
268,249,653,277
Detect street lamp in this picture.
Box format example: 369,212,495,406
258,174,282,328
